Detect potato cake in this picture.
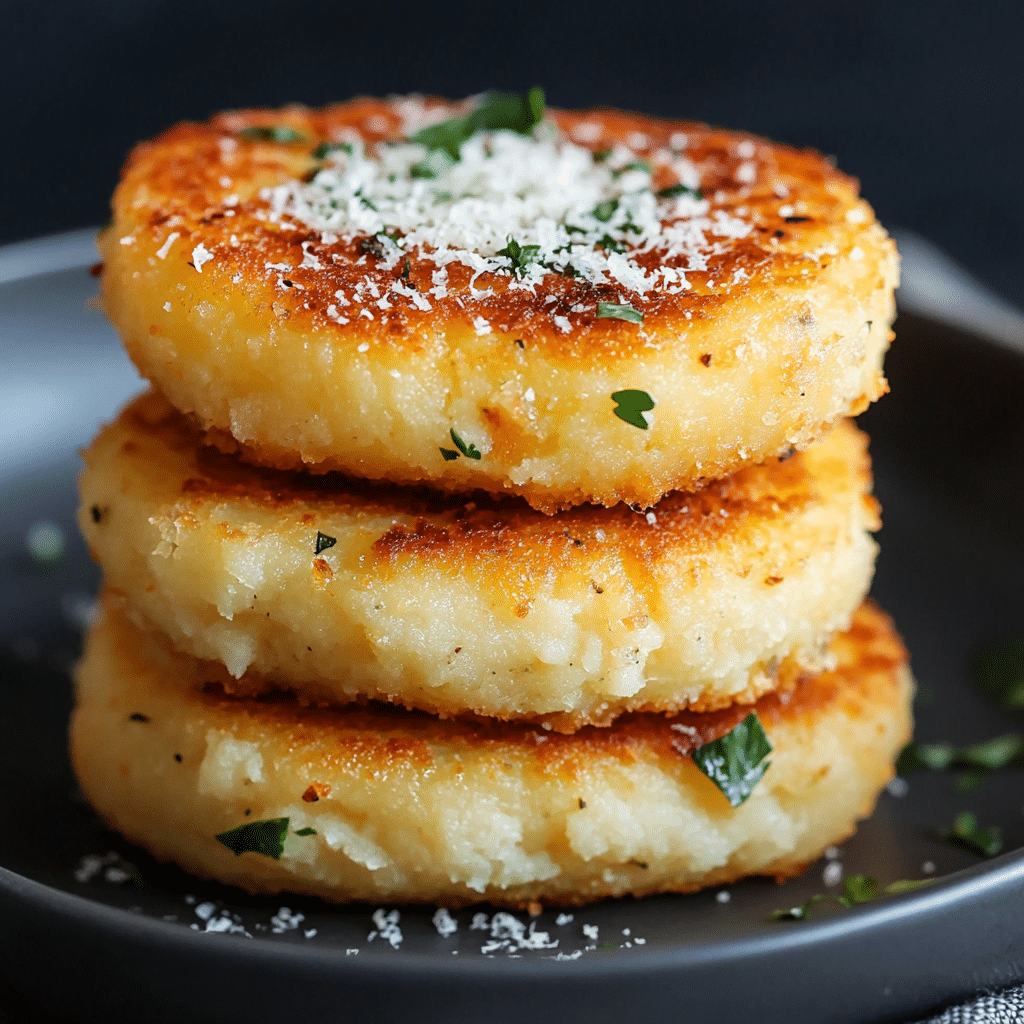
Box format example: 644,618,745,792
71,599,911,907
79,390,879,730
98,93,896,512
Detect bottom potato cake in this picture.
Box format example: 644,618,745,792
71,599,911,907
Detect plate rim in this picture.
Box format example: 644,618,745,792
5,229,1024,1022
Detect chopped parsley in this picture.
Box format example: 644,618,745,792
657,182,702,200
315,531,337,554
771,894,829,921
611,389,655,429
440,428,482,461
215,817,290,859
839,874,878,904
771,874,935,921
591,199,619,223
411,148,457,180
613,159,652,177
884,878,935,895
312,141,354,160
896,734,1024,774
595,233,626,253
975,638,1024,710
692,712,772,807
939,811,1003,857
238,126,307,144
597,302,643,325
294,827,317,837
410,88,545,160
497,237,541,277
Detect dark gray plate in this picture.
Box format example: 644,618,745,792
3,234,1024,1024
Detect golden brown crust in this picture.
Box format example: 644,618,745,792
110,99,873,345
99,97,897,511
183,601,906,766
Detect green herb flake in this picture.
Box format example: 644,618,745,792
884,878,936,895
611,389,655,429
836,874,877,906
896,741,955,773
238,126,307,144
312,141,354,160
315,531,337,554
613,159,652,177
215,817,290,859
897,734,1024,774
940,811,1003,857
411,148,458,180
597,302,643,325
771,894,828,921
591,199,619,223
497,237,541,277
354,188,378,211
975,638,1024,710
958,734,1024,770
294,827,317,837
771,874,935,922
773,896,830,922
692,712,772,807
595,234,626,254
439,447,461,461
954,772,985,793
657,182,703,200
410,88,546,162
449,428,482,460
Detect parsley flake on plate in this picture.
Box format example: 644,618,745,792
939,811,1003,857
896,734,1024,774
611,389,655,429
975,637,1024,710
692,712,772,807
238,126,307,144
771,874,935,922
597,302,643,325
315,531,337,554
215,818,290,859
293,827,317,837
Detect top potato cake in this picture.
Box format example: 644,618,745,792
99,92,897,512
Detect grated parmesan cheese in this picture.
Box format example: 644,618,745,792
368,908,403,948
257,115,742,301
479,913,558,955
432,907,458,937
155,233,179,260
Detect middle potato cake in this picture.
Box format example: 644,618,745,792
80,390,879,731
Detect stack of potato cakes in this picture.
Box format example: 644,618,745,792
73,93,910,907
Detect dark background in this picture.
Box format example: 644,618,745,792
3,0,1023,308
